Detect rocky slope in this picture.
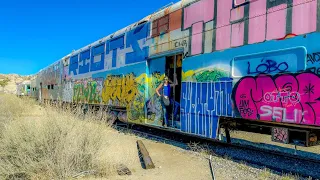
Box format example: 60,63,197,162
0,74,32,94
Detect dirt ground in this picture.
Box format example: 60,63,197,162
90,130,296,180
109,135,212,180
0,94,296,180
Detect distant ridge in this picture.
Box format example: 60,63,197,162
0,74,32,94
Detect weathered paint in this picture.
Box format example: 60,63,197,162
32,0,320,140
17,81,31,96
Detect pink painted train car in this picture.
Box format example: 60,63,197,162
30,0,320,146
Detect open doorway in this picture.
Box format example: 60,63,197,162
165,54,182,129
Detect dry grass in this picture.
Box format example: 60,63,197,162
0,94,310,180
0,94,137,179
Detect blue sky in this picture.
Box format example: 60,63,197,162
0,0,177,75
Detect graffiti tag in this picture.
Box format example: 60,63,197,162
271,127,289,144
73,78,103,104
174,40,188,48
263,91,300,105
102,73,138,107
307,67,320,75
307,52,320,64
233,73,320,126
247,59,289,75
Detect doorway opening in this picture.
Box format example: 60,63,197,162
165,54,182,129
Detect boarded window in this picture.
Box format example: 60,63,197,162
152,15,169,37
169,9,182,31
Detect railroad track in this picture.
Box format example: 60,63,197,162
113,122,320,179
41,102,320,179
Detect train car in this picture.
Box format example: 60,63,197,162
33,0,320,147
16,81,31,97
30,76,39,100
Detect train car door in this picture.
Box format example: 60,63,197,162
146,53,182,129
146,56,166,126
165,54,182,129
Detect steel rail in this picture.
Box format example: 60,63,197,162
113,123,320,179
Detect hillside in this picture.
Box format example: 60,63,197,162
0,74,32,94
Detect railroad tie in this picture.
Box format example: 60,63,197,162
137,140,155,169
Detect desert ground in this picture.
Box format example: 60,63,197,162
0,93,299,180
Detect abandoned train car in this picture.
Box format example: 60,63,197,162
16,81,31,97
30,0,320,146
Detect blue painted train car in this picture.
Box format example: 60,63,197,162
31,0,320,146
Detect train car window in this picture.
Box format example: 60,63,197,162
51,85,54,90
151,19,158,37
152,15,169,37
47,85,50,89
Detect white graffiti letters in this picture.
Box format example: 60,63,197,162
260,105,307,123
263,91,300,106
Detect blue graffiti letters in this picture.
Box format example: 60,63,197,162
307,52,320,64
247,59,289,75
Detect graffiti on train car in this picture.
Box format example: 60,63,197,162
101,73,138,106
194,69,228,82
246,59,289,75
100,72,146,121
233,73,320,126
271,127,289,144
33,0,320,134
232,47,306,77
306,52,320,75
73,78,103,104
307,52,320,64
146,71,165,125
182,68,228,82
62,81,73,103
182,0,214,55
41,62,62,85
147,0,317,57
181,79,233,138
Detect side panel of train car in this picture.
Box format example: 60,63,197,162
17,82,31,96
33,0,320,140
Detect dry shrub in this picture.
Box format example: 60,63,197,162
0,94,36,119
0,95,137,179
